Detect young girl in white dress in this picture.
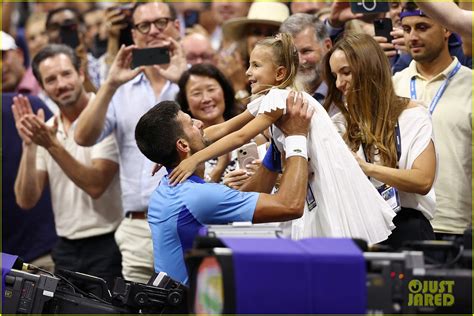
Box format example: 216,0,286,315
169,33,396,245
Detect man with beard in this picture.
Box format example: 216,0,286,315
393,6,472,242
13,44,123,289
135,94,312,284
74,2,186,283
279,14,335,115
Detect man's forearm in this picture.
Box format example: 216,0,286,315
74,81,117,146
47,143,117,199
275,155,308,213
14,145,43,209
240,166,278,193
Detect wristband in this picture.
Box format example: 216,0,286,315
285,135,308,160
262,140,282,173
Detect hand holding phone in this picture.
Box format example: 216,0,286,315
59,23,80,49
374,18,393,42
237,142,259,171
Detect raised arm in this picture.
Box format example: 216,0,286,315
12,96,47,209
75,45,144,146
20,107,120,199
415,1,472,38
252,92,313,223
169,110,281,185
204,110,255,143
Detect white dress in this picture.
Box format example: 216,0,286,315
247,89,396,245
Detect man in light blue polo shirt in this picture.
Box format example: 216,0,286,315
135,93,312,284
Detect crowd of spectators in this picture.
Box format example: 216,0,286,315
2,0,471,286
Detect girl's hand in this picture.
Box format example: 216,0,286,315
168,157,198,185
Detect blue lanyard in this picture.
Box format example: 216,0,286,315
410,62,461,114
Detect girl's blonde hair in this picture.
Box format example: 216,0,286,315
323,32,409,168
254,32,300,92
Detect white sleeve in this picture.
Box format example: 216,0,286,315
258,89,289,115
90,133,119,163
246,97,261,117
399,107,434,170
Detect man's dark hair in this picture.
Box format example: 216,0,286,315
46,7,84,29
176,63,238,121
135,101,184,167
131,2,177,24
32,44,81,87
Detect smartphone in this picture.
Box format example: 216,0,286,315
237,142,259,170
350,1,389,14
59,23,80,49
119,24,134,46
374,18,393,42
131,47,170,68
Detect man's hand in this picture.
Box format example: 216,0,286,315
374,36,397,58
276,91,314,137
154,37,187,83
20,110,60,150
390,28,407,54
104,8,129,39
12,95,35,145
329,0,363,28
106,45,144,89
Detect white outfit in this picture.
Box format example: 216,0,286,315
333,106,437,220
36,115,123,239
247,89,396,245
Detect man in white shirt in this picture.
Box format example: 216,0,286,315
13,44,123,289
392,5,472,241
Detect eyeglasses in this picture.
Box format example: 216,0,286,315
134,17,172,34
186,53,215,63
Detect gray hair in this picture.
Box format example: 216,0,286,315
280,13,328,42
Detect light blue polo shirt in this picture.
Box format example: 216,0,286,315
148,172,259,284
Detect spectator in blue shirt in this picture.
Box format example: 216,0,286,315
135,93,312,284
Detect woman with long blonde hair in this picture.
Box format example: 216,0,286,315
323,32,437,249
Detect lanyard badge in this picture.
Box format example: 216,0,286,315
377,184,401,212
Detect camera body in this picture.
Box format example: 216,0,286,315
351,0,389,14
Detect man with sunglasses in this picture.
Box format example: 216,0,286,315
74,2,186,284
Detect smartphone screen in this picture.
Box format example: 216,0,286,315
350,1,389,14
374,18,393,42
59,24,80,49
131,47,170,68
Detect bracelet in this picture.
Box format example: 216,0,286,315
284,135,308,160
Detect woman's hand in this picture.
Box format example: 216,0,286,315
352,152,373,175
222,159,261,190
168,156,199,185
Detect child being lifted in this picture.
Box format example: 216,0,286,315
169,33,395,245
